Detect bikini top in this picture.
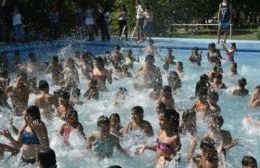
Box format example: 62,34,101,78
156,138,176,155
21,129,40,145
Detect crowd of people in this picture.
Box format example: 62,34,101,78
0,1,155,43
0,37,259,168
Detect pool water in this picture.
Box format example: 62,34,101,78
0,38,260,168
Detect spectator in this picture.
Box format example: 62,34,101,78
49,7,60,39
74,6,84,39
12,7,24,42
143,8,153,40
85,6,95,41
135,0,144,42
97,5,110,41
118,6,128,40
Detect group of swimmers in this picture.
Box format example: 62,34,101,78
0,39,259,168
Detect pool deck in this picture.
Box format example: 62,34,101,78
0,37,260,53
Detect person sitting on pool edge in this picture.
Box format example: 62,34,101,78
124,106,154,137
231,77,249,96
249,85,260,108
87,115,129,158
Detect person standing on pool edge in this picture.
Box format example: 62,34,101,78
217,0,232,44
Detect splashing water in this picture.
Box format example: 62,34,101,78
0,39,260,168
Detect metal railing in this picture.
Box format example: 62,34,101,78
171,23,233,40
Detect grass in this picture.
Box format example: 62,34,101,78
171,28,259,40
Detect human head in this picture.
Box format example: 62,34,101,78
145,55,155,65
168,48,173,55
193,47,199,54
199,137,218,162
200,74,209,83
97,115,110,136
159,109,179,132
89,79,98,89
0,69,8,78
115,45,121,52
242,156,258,168
176,62,183,71
117,87,127,99
28,52,36,61
127,50,132,57
52,56,58,64
66,57,75,68
37,148,57,168
214,73,223,83
208,114,224,131
24,105,41,124
156,102,166,115
255,85,260,94
182,109,196,126
58,91,70,105
121,65,128,72
231,43,236,50
110,113,121,128
65,109,79,125
38,80,49,93
238,77,247,88
208,43,216,51
131,106,144,123
161,85,172,98
94,57,104,69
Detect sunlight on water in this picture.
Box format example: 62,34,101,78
0,40,260,168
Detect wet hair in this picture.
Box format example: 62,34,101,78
89,79,98,88
231,43,236,50
65,109,79,122
161,109,179,132
37,148,57,168
38,80,49,91
193,47,199,51
131,106,144,119
108,166,122,168
110,113,121,123
26,105,41,121
145,55,154,62
162,85,172,96
97,115,110,127
156,102,166,114
200,74,209,83
115,45,121,50
232,62,237,68
255,85,260,90
59,91,70,100
242,155,258,168
17,71,28,79
200,137,218,162
208,42,216,50
52,56,58,62
238,77,247,87
177,61,183,67
215,73,223,81
0,69,8,78
95,57,104,68
28,52,36,59
208,91,219,102
127,49,132,55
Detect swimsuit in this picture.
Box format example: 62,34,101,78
156,139,176,155
93,137,114,158
21,129,40,145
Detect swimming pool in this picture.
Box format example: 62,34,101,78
0,38,260,168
